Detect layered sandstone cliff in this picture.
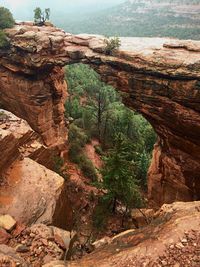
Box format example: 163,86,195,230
0,23,200,204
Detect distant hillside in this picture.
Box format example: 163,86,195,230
59,0,200,40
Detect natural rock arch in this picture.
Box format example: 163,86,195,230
0,23,200,205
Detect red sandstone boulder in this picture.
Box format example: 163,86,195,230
0,158,70,228
0,110,71,229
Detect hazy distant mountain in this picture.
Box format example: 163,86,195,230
60,0,200,40
1,0,124,21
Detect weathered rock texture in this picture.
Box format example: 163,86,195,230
68,201,200,267
0,23,200,204
0,110,71,229
0,223,74,266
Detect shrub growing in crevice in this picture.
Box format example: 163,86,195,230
52,155,69,180
78,155,98,182
104,37,121,55
68,124,98,181
0,31,9,48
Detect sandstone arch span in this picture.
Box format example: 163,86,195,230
0,23,200,205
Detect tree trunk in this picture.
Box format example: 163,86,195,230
102,111,109,147
121,206,128,227
112,197,117,213
97,94,102,140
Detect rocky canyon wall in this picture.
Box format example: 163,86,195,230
0,23,200,205
0,60,67,147
93,64,200,204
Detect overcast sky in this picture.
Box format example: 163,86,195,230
0,0,125,20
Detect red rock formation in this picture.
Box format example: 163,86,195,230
67,201,200,267
0,65,67,146
0,23,200,204
0,110,72,229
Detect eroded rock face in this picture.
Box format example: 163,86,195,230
0,65,67,146
0,110,72,229
0,24,200,204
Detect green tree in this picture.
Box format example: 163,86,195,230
86,84,118,139
0,31,9,48
45,8,50,21
34,7,50,25
65,64,156,189
65,97,82,119
136,150,150,189
0,7,14,48
102,134,143,213
104,37,121,55
0,7,14,29
34,7,42,23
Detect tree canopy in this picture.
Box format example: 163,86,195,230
0,7,14,30
34,7,50,25
0,7,14,48
102,134,143,213
65,64,157,217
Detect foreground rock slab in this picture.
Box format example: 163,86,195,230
68,201,200,267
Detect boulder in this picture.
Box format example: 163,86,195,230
0,110,72,230
51,227,77,260
0,158,70,228
0,215,16,232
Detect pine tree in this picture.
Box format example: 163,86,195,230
0,7,14,48
102,134,143,213
34,7,50,25
0,7,14,29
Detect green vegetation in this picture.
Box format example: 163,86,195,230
34,7,50,26
92,197,111,230
60,0,200,40
0,7,15,29
102,134,143,213
104,37,121,55
53,155,69,180
65,64,156,223
0,7,14,48
68,124,98,181
0,31,9,48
